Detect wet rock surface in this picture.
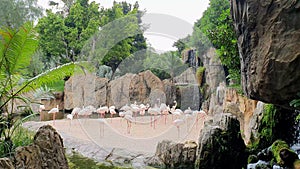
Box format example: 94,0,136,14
231,0,300,106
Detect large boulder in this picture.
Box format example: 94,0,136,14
64,73,109,110
109,71,166,108
33,125,69,168
231,0,300,105
129,70,166,106
147,140,197,169
0,125,69,169
195,113,246,169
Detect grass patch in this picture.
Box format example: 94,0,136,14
0,126,36,158
67,151,133,169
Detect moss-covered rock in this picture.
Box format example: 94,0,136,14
271,140,299,168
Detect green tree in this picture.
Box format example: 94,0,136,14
98,1,146,78
0,22,88,157
144,51,188,81
173,38,187,55
0,0,42,28
37,0,100,66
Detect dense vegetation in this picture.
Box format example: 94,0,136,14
174,0,240,86
0,22,88,157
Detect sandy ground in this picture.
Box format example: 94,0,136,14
25,114,207,154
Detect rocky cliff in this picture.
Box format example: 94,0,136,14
230,0,300,106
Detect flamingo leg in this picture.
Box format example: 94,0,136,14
53,113,56,125
153,116,156,129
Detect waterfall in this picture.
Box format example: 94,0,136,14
291,110,300,158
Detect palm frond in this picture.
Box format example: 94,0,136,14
19,61,91,94
0,22,38,75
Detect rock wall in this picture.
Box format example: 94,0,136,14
223,88,258,143
174,68,200,110
231,0,300,106
0,125,69,169
64,73,109,110
200,48,226,115
195,113,246,169
147,140,197,169
64,70,201,109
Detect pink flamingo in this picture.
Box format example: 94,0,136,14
97,106,108,118
160,104,170,124
148,104,160,129
193,109,207,128
173,118,185,138
124,112,133,134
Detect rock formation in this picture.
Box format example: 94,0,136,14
231,0,300,106
64,70,201,109
0,158,14,169
147,140,197,169
174,68,200,110
0,125,68,169
195,113,246,169
64,73,109,110
223,88,258,143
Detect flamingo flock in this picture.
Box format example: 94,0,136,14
44,100,207,138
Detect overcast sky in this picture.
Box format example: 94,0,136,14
38,0,210,52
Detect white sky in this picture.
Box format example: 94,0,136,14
38,0,210,52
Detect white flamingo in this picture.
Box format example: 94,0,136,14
66,114,73,130
78,106,94,118
48,105,59,125
170,107,183,120
108,106,117,122
39,104,45,121
71,107,81,119
124,112,134,134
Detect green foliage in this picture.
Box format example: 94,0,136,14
0,23,88,158
99,2,146,77
0,126,35,158
247,104,278,155
0,0,42,28
290,92,300,108
187,0,241,85
196,66,206,85
271,140,289,165
37,0,101,66
258,104,277,148
46,80,65,92
143,51,188,81
173,39,187,55
67,151,133,169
